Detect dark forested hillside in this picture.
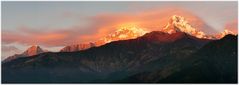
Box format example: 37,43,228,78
2,32,237,83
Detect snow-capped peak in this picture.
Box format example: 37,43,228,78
100,24,148,43
22,45,44,56
162,15,206,38
60,24,148,52
3,45,46,62
214,29,236,39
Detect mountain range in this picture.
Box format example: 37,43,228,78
60,24,147,52
2,15,237,83
3,45,46,63
60,15,236,52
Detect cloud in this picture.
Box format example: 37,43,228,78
2,27,91,47
1,45,22,59
2,45,21,53
2,7,217,48
225,19,238,33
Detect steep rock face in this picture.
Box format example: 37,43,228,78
2,31,211,83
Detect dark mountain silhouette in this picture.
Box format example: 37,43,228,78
2,31,237,83
117,34,237,83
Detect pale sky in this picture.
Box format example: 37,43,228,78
2,1,238,59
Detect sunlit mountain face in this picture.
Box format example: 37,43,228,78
61,24,148,52
60,15,236,52
161,15,236,39
96,24,148,45
215,29,237,39
91,15,236,44
161,15,207,38
102,24,148,43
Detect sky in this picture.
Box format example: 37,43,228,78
2,1,238,59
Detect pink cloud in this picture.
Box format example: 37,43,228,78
2,7,217,48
